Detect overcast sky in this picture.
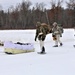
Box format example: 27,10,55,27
0,0,69,11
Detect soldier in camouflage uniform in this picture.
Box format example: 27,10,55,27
52,22,63,47
35,22,50,53
58,24,64,37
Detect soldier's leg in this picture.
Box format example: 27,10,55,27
57,35,63,46
53,40,58,47
39,40,45,53
53,35,58,47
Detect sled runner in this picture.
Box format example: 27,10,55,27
37,52,46,54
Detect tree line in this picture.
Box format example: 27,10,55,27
0,0,75,29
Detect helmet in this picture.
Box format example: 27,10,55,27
36,22,41,27
53,22,57,26
41,23,47,25
36,22,41,26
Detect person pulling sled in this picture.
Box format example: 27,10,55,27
35,22,51,54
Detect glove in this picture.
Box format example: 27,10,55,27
53,37,57,40
49,30,52,33
52,34,55,37
52,34,57,40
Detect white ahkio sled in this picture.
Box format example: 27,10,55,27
4,41,35,54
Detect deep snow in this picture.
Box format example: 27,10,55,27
0,29,75,75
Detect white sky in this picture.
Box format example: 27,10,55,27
0,0,69,11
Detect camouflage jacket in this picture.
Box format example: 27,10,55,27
52,25,62,36
35,25,46,41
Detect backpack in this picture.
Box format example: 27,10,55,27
58,24,64,33
60,27,64,33
41,23,51,34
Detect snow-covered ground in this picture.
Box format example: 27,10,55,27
0,29,75,75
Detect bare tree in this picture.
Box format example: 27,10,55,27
19,0,32,28
66,0,75,9
49,0,63,23
57,0,63,7
66,0,75,27
50,0,56,9
33,2,46,23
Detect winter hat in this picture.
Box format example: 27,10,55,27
41,23,47,25
36,22,41,27
53,22,57,26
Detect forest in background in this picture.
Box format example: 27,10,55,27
0,0,75,29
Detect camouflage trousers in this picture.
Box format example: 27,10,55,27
54,35,62,45
39,40,44,50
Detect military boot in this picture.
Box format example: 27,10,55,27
41,46,45,54
60,43,63,46
53,45,58,47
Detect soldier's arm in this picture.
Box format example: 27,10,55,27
35,29,38,41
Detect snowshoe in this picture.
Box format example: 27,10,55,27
37,46,46,54
53,45,58,47
37,52,46,54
